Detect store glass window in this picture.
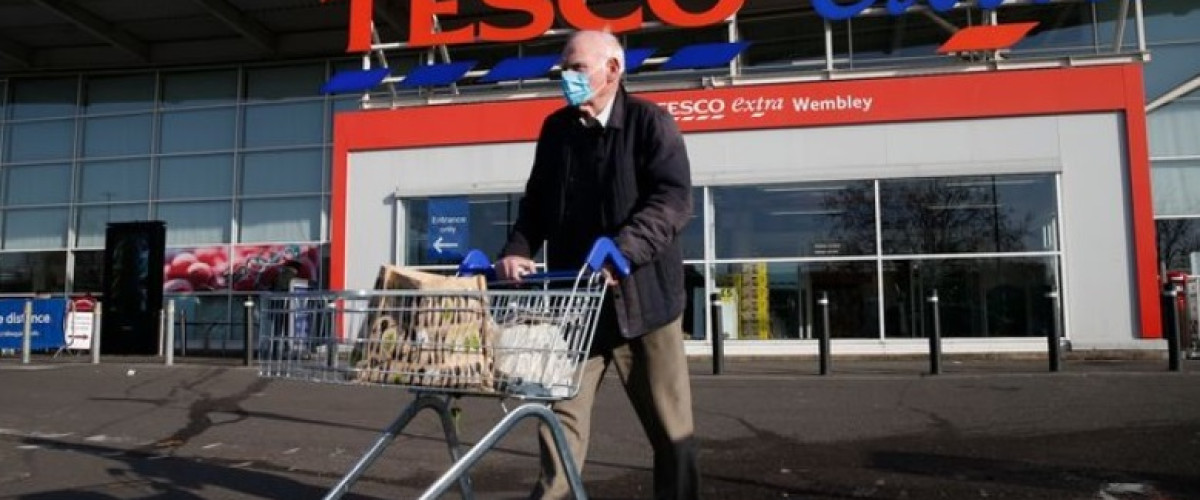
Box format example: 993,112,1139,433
880,174,1058,255
1137,0,1200,44
1148,92,1200,158
1093,0,1137,49
1141,44,1200,103
1152,159,1200,217
239,197,321,243
84,74,154,114
159,154,234,199
72,250,104,292
333,96,361,114
82,114,152,157
176,295,237,353
1157,218,1200,272
882,257,1060,338
467,195,521,260
160,108,236,153
714,181,876,259
840,12,957,70
1005,2,1097,54
0,251,66,293
680,187,704,260
712,261,879,340
406,194,523,266
79,160,150,203
8,78,76,120
6,163,71,205
241,149,323,195
157,201,231,246
5,120,74,162
162,70,238,108
681,263,707,340
737,11,826,69
76,204,150,248
245,64,325,102
4,208,69,249
242,101,324,147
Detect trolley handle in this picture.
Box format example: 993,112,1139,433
458,237,631,282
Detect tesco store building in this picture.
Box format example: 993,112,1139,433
1,0,1198,356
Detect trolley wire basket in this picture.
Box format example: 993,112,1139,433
256,237,629,500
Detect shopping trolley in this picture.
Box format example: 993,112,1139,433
257,237,629,500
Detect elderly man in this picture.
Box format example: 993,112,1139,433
497,30,699,500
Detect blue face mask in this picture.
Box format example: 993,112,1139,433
560,70,594,107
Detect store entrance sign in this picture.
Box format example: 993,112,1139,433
329,0,743,51
427,198,469,261
328,0,1105,53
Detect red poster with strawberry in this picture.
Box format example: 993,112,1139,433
164,244,321,292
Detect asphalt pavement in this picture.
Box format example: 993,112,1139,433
1,354,1198,500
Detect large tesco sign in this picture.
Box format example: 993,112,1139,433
327,0,1104,52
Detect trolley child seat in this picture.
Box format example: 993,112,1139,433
257,237,630,500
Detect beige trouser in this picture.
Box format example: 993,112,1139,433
530,315,699,500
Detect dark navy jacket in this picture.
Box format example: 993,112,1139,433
500,87,693,339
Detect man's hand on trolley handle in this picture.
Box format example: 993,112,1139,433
496,255,537,282
496,254,619,287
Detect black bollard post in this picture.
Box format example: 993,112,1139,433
1164,285,1182,372
710,292,723,375
928,289,942,375
818,291,831,376
1047,289,1062,372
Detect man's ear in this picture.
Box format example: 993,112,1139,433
606,57,621,82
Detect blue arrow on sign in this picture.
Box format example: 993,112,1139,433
427,198,469,261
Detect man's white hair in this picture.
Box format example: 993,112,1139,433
565,30,625,75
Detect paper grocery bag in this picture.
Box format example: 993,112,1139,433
356,265,495,391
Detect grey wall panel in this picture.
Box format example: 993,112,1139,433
802,126,890,171
1056,113,1139,347
344,153,394,291
968,115,1062,163
884,120,975,166
359,142,537,197
685,115,1062,186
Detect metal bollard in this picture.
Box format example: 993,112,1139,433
928,289,942,375
326,302,338,369
180,310,188,358
1164,285,1182,372
710,292,723,375
818,291,831,376
1047,289,1062,372
92,302,102,364
164,300,175,366
21,300,32,365
158,309,164,357
244,297,255,367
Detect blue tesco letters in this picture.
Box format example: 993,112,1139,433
812,0,1099,22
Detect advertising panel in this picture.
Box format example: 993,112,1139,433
163,244,321,293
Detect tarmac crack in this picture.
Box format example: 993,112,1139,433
896,380,962,439
142,373,271,453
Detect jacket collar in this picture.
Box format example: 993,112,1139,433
605,85,628,130
578,85,627,130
